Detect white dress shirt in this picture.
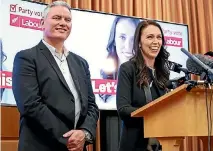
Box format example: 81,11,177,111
42,40,81,129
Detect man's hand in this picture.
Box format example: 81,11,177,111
63,130,85,151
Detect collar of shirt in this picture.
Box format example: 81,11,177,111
42,39,69,59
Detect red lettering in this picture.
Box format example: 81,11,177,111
0,71,12,88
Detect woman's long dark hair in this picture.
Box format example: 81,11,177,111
131,20,170,89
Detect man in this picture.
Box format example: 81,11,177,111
12,1,99,151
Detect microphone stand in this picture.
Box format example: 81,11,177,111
205,72,213,85
180,48,212,151
185,71,212,92
185,80,208,91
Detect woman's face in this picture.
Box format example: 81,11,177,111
140,25,162,60
115,19,136,65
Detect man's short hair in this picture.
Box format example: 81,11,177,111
42,1,71,19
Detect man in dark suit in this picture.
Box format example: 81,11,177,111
12,1,99,151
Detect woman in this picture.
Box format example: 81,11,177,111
116,20,170,151
100,16,141,103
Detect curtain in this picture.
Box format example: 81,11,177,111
31,0,213,151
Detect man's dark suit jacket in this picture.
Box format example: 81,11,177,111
116,61,166,151
12,41,99,151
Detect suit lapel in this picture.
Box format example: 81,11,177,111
66,53,81,98
38,41,72,94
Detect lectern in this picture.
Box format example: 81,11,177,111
131,84,213,151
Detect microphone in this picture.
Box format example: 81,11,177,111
168,60,191,84
166,80,176,89
181,48,213,75
194,54,213,68
186,54,213,75
184,80,207,91
168,60,189,74
185,80,206,85
166,76,187,89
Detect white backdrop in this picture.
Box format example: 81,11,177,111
0,0,189,110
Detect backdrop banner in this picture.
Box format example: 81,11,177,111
0,0,189,110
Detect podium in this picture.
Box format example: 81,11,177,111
131,84,213,151
1,105,19,151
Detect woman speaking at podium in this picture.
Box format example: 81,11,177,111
116,20,170,151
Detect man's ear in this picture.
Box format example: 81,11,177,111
40,18,44,28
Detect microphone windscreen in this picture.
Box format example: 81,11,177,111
186,57,204,74
186,54,213,75
166,76,186,89
194,54,213,68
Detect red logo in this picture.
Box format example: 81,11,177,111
10,14,42,31
164,36,183,47
10,14,20,27
10,4,17,12
20,16,42,31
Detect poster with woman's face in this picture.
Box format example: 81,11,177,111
114,18,138,66
91,17,141,109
